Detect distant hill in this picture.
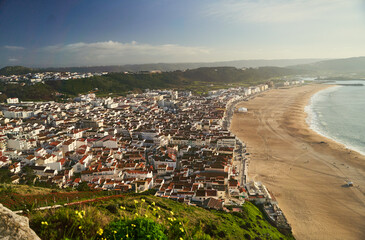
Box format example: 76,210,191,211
8,57,365,76
0,59,322,75
45,66,303,97
0,66,37,76
0,66,303,101
288,56,365,74
41,58,321,73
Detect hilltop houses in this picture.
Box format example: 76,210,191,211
0,82,291,207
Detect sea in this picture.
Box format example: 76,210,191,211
305,80,365,156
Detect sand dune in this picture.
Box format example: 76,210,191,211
231,84,365,240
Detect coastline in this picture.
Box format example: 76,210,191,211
305,85,365,157
230,84,365,240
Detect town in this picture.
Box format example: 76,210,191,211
0,71,109,84
0,78,304,231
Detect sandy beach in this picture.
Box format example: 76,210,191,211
231,84,365,240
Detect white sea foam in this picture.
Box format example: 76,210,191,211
305,84,365,156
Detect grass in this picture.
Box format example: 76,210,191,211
0,184,124,211
0,184,67,195
27,193,295,240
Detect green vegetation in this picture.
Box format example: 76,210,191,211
0,186,123,211
45,66,298,96
288,56,365,75
0,169,12,183
0,66,302,102
33,58,321,73
103,217,167,240
0,82,56,101
0,66,37,76
0,184,66,195
27,192,295,240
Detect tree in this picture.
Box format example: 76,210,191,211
76,182,90,191
0,168,12,183
21,166,37,185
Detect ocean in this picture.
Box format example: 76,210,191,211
305,80,365,155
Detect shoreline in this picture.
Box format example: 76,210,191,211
305,85,365,157
230,84,365,240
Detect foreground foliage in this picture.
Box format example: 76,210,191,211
28,194,294,240
0,184,122,211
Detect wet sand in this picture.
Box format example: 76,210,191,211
230,84,365,240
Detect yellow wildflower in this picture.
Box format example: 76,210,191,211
151,202,155,206
134,200,138,204
141,199,145,202
180,227,184,233
97,228,104,235
126,234,129,237
79,226,82,229
180,238,183,240
120,206,126,210
170,211,174,215
131,224,136,227
114,230,117,234
157,207,161,211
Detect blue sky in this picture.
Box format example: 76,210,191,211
1,0,365,67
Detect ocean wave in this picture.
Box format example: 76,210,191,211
305,85,365,156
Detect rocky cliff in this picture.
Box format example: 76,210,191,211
0,204,40,240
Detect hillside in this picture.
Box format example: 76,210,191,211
41,58,321,73
0,59,321,74
0,66,37,76
288,56,365,74
22,190,295,240
0,66,301,101
0,82,56,101
45,66,301,97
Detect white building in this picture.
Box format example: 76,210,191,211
7,139,32,150
7,98,19,104
3,108,34,119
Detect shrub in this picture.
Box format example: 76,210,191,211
101,217,167,240
244,233,252,240
30,207,109,240
105,204,118,214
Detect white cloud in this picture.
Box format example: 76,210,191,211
8,58,19,62
4,45,25,50
206,0,361,23
43,40,209,56
40,40,211,65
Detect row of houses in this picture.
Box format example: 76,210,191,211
0,82,291,214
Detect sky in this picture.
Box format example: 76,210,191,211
1,0,365,67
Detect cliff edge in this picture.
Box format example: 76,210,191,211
0,204,40,240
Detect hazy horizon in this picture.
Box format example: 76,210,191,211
1,57,329,69
1,0,365,67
